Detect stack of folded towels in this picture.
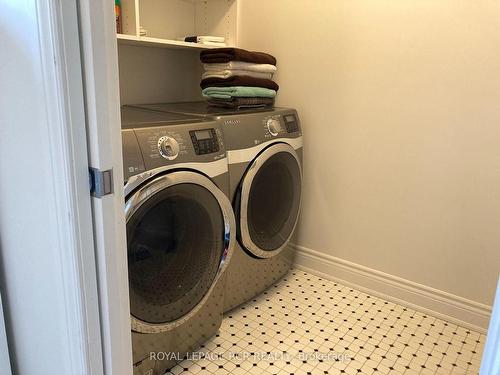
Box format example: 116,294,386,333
200,48,278,109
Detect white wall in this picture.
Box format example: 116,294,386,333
239,0,500,307
118,45,203,104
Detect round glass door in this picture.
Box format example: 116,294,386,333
238,143,302,258
125,171,234,332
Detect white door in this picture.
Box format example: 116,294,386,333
0,0,105,373
0,293,11,375
480,277,500,374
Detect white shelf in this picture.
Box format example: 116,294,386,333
117,34,222,51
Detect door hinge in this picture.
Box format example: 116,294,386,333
89,168,114,198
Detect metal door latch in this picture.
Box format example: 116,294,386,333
89,168,114,198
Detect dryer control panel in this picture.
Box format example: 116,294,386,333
218,109,302,151
283,114,299,133
264,114,299,136
263,113,300,138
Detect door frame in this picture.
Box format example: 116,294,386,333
77,0,134,374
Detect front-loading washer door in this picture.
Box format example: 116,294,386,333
237,143,302,259
125,171,234,333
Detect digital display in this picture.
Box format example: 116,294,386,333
285,115,296,122
195,130,212,140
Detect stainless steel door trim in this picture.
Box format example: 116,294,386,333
124,157,228,196
227,137,303,165
125,171,235,334
239,143,302,259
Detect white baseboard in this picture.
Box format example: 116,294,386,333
291,244,491,333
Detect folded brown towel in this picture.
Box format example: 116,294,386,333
200,76,279,91
200,48,277,65
207,97,275,109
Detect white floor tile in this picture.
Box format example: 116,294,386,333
164,269,485,375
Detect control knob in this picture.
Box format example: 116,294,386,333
158,136,180,160
267,118,281,136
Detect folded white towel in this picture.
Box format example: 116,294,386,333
200,41,227,47
204,61,277,73
201,70,273,80
197,36,225,43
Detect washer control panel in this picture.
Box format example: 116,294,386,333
190,128,220,155
132,123,225,172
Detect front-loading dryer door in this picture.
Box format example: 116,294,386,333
237,143,302,259
125,171,235,334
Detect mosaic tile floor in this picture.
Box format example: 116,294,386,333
168,269,486,375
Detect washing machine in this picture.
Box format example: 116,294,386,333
121,107,236,374
126,102,303,311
